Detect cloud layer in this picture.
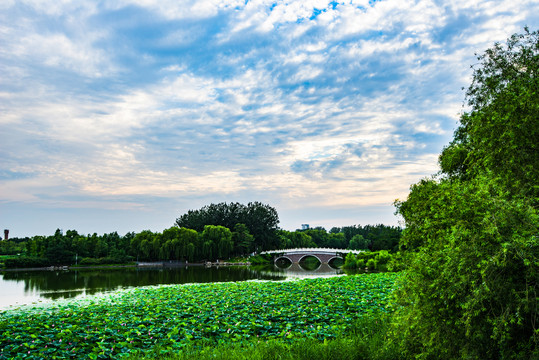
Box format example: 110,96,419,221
1,0,538,236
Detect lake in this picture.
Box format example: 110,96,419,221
0,263,344,310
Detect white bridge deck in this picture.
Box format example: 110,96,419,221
260,248,363,255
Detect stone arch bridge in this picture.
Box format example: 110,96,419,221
260,248,362,264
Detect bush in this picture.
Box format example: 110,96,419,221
393,178,539,359
343,252,357,269
344,251,396,270
4,256,49,268
79,257,100,266
248,254,272,264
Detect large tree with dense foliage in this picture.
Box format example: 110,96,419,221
392,29,538,359
439,27,539,201
175,202,280,251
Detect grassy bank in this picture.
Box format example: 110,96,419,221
0,273,398,359
126,315,401,360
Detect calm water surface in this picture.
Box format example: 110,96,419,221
0,263,344,310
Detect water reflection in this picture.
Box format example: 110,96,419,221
0,266,288,308
0,263,347,309
270,261,344,278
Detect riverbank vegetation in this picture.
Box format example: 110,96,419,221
342,250,395,272
0,221,401,269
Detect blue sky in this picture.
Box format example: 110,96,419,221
1,0,538,238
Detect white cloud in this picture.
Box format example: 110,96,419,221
1,0,538,235
15,0,97,17
14,33,110,77
110,0,243,19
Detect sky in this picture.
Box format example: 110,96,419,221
1,0,538,238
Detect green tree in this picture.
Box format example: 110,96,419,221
135,230,156,261
439,27,538,202
179,228,199,261
394,177,538,359
175,202,280,251
392,29,539,359
327,232,346,248
232,223,254,256
277,230,316,249
348,234,368,250
45,229,74,265
201,225,233,260
303,228,329,247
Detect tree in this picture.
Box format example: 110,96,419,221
201,225,233,260
393,29,539,359
175,202,280,251
277,230,316,249
439,27,538,202
303,228,329,247
45,229,74,265
348,234,368,250
327,232,346,248
135,230,156,261
179,228,199,261
232,223,254,256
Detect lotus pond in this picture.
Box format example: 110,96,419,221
0,273,398,359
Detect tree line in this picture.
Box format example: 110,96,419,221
1,204,401,267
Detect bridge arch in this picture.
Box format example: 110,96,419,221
267,248,352,265
275,255,325,271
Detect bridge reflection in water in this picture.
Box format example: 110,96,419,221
278,261,343,278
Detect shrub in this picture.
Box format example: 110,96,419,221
4,256,49,268
248,254,272,264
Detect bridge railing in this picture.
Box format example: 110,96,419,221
260,247,363,255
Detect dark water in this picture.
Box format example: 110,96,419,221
0,262,344,310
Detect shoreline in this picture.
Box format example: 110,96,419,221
0,261,252,272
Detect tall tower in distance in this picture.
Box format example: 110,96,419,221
4,229,8,240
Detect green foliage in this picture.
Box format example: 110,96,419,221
394,177,538,359
0,238,27,255
343,251,395,271
438,27,539,202
337,224,402,251
4,220,402,268
78,256,133,266
3,256,49,268
202,225,233,261
248,253,273,264
348,234,369,250
393,29,539,359
175,202,280,251
343,252,357,269
126,315,401,360
232,223,254,256
0,273,397,359
278,230,316,249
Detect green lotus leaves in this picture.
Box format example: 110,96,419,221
0,273,397,359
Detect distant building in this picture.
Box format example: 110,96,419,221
4,229,8,241
301,224,310,230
